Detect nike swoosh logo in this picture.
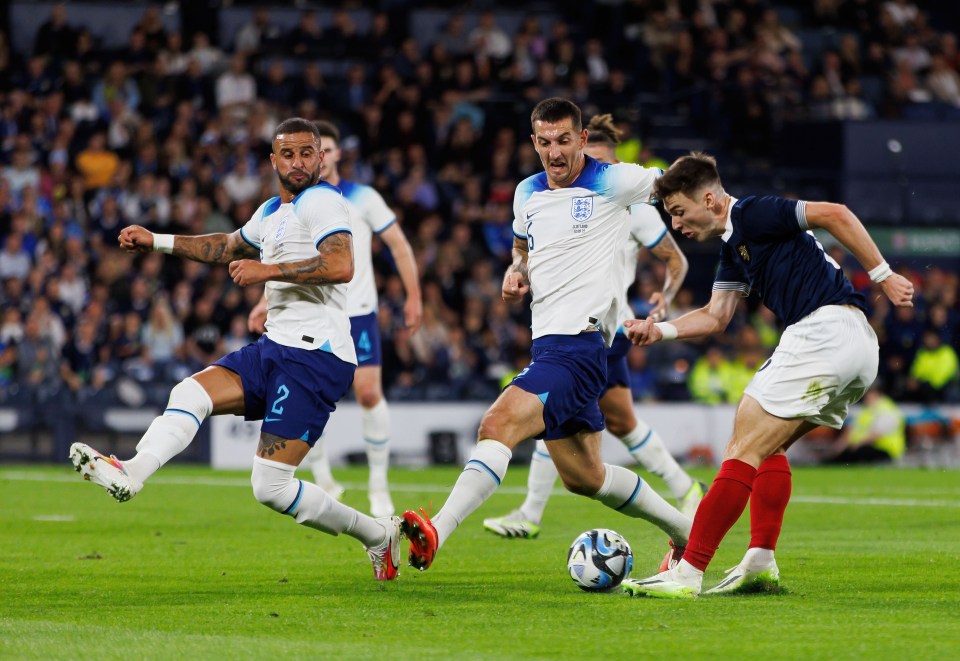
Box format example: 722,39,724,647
264,417,282,423
526,210,541,219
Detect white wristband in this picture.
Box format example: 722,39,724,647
153,233,175,254
654,322,678,341
868,261,893,283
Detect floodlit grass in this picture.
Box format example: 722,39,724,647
1,464,958,660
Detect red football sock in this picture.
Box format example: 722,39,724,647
749,454,792,550
683,459,757,571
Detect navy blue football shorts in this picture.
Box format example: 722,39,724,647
604,332,632,393
509,332,607,440
215,335,355,444
349,311,382,367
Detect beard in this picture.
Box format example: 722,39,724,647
278,167,320,195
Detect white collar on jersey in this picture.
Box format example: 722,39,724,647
720,196,739,242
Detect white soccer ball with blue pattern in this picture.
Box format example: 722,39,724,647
567,528,634,591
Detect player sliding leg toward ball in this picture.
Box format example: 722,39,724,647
70,118,403,581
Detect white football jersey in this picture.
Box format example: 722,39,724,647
512,156,659,344
240,182,357,364
616,202,669,327
338,180,396,317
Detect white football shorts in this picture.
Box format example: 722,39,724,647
744,304,879,429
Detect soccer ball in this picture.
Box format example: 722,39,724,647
567,528,634,592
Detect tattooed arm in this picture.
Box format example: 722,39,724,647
647,231,689,321
502,235,530,303
228,231,355,287
118,226,259,263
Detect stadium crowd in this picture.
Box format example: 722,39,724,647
0,0,957,424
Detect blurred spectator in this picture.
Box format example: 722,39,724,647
33,3,77,62
216,53,257,118
926,52,960,107
906,330,959,403
825,385,905,464
688,345,733,404
235,9,281,55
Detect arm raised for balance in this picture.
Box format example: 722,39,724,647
804,202,913,307
119,225,259,264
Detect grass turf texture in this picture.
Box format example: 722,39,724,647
1,465,958,660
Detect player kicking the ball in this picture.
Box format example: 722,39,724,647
69,118,403,581
483,114,704,541
621,152,914,599
400,98,692,573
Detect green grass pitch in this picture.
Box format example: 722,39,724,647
1,464,958,660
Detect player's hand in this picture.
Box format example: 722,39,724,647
247,298,267,334
229,260,272,287
502,271,529,303
404,297,423,334
647,292,669,322
881,273,914,307
623,318,663,346
118,225,155,253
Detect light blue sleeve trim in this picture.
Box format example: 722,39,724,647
239,227,260,249
513,230,528,240
314,228,352,249
373,217,397,234
644,227,668,249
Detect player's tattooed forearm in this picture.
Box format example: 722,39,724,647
257,433,289,458
173,234,255,264
276,233,352,284
653,243,685,300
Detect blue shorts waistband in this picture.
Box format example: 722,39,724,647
532,331,605,349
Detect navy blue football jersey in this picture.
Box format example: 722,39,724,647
713,196,865,326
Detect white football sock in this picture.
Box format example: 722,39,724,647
433,439,512,549
251,456,384,547
741,547,776,569
305,432,339,489
621,421,693,500
124,378,213,484
362,399,390,490
592,464,691,546
518,439,558,524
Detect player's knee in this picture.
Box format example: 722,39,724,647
355,384,381,408
605,412,635,439
250,459,300,513
559,469,603,496
477,409,503,441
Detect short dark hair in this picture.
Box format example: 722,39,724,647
273,117,320,141
586,113,621,145
654,151,722,201
314,119,340,144
530,97,582,133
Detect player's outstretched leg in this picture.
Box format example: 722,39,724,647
305,433,345,500
68,377,213,502
483,439,556,539
362,400,394,518
403,439,513,570
619,420,706,518
706,454,790,594
252,455,401,580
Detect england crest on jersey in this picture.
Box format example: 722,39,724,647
571,196,594,222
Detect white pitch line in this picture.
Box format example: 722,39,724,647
2,471,959,508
